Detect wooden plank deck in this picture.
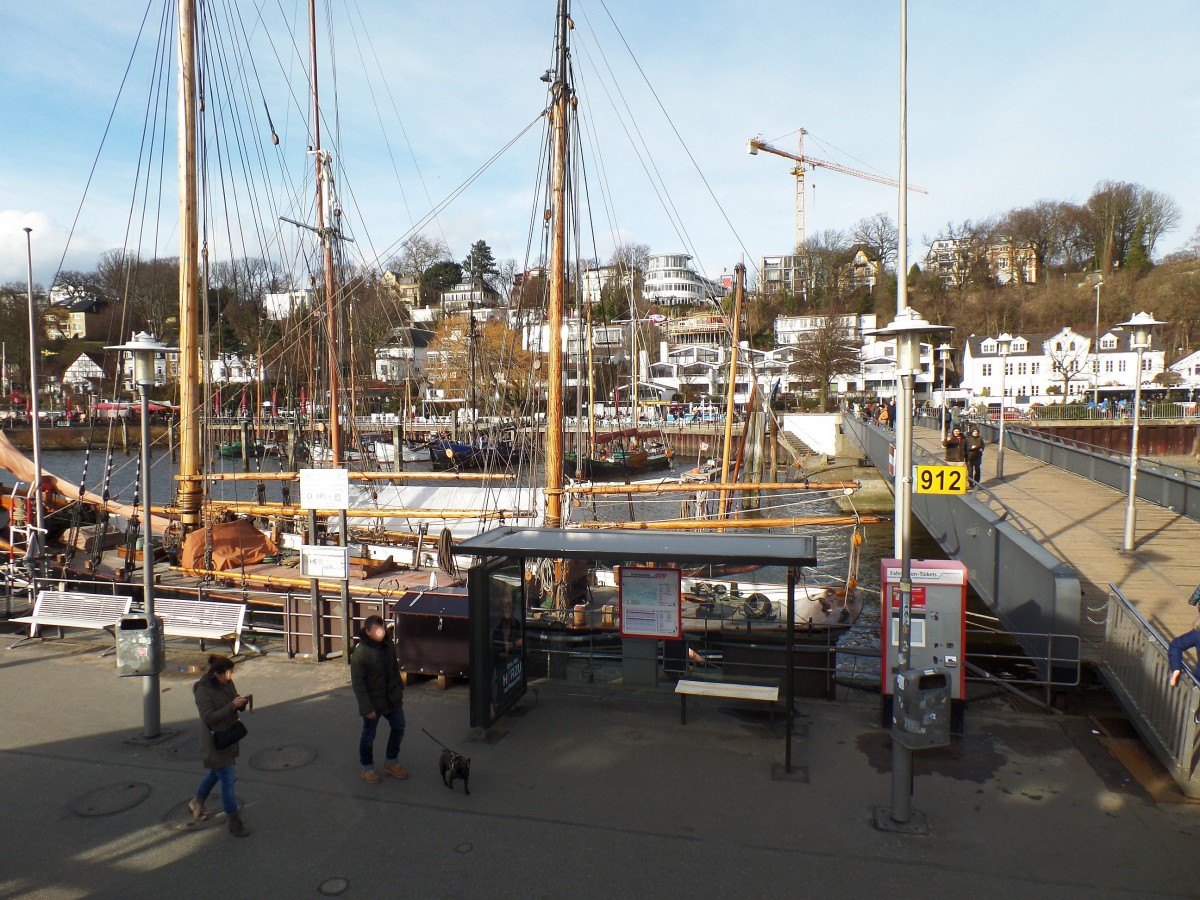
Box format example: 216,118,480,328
914,425,1200,650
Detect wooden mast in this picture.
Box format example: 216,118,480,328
718,263,745,511
309,0,341,466
544,0,570,527
176,0,202,531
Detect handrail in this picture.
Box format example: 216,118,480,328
1100,584,1200,798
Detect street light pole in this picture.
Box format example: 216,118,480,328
1117,312,1165,553
995,333,1013,479
1093,280,1103,407
866,308,952,830
108,332,177,739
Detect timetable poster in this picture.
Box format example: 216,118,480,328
618,567,682,640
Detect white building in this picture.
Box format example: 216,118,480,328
374,327,433,385
263,289,313,321
959,328,1166,407
848,337,940,400
643,254,726,308
63,353,107,393
207,353,261,385
1169,350,1200,393
774,313,877,347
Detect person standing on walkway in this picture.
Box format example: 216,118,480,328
942,426,966,463
351,615,408,784
965,427,986,483
191,654,252,837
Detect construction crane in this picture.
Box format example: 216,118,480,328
748,129,928,250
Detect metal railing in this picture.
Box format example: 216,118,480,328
1099,584,1200,798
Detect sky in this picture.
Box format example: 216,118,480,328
2,0,1198,293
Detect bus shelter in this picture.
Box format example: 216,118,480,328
456,526,818,773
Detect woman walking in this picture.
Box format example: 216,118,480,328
190,654,252,836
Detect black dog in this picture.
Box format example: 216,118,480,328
439,748,471,795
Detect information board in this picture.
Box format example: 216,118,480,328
618,567,682,640
300,544,350,580
299,468,350,510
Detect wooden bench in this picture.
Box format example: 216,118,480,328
11,590,133,646
675,676,780,726
154,598,251,655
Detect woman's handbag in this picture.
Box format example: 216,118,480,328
211,720,248,749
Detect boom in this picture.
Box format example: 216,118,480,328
748,131,927,248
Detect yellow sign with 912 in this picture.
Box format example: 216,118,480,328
914,465,968,494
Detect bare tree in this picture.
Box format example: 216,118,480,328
851,212,898,272
1138,189,1182,258
390,234,451,277
1087,180,1140,274
792,307,861,412
1001,201,1065,279
1044,329,1091,398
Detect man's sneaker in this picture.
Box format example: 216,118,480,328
383,763,409,780
187,798,207,821
361,769,382,784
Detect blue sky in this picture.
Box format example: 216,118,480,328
2,0,1198,291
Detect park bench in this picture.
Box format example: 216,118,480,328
154,598,252,655
10,590,133,646
674,675,780,726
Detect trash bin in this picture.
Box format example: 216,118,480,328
893,667,950,749
116,614,164,677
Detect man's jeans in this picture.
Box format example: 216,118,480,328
359,707,405,767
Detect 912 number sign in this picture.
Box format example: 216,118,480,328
914,465,967,495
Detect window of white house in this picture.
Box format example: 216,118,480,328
1012,340,1026,352
1143,357,1153,371
981,363,992,377
1005,362,1013,376
1031,362,1040,374
1118,360,1127,372
982,341,995,354
1101,337,1116,349
1017,362,1028,375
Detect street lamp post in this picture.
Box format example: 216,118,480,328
1116,312,1165,553
936,343,952,436
995,333,1013,480
865,308,952,828
1093,280,1103,407
108,332,178,739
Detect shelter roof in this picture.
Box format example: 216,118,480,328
456,526,817,567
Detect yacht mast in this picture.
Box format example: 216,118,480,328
310,0,342,466
544,0,570,527
176,0,202,531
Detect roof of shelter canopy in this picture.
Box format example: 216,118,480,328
455,527,817,567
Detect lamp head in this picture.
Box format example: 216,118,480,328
1114,312,1165,351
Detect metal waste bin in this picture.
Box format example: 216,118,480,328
116,614,164,677
893,667,950,749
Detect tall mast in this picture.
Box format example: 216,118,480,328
544,0,570,527
310,0,341,466
176,0,202,531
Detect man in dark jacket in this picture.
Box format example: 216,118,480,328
351,615,408,784
965,428,986,483
942,427,966,463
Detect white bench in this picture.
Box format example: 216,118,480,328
675,677,780,726
154,598,250,655
11,590,133,646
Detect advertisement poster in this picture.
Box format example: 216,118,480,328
619,567,682,640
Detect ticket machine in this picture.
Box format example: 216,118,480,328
880,558,968,700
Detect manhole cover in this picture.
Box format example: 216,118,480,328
70,782,152,817
163,798,243,832
249,744,318,771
